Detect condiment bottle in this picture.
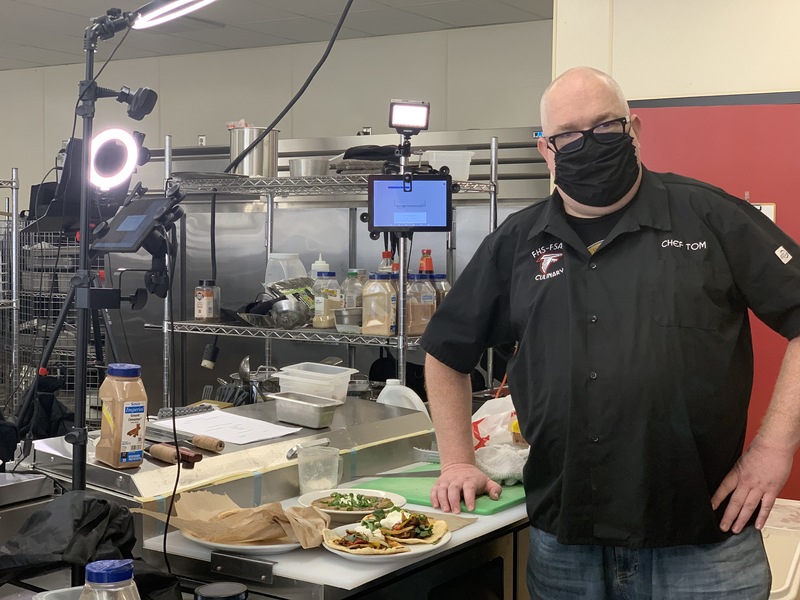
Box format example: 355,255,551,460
95,364,148,469
378,251,393,273
361,273,396,336
341,269,363,309
431,273,452,307
308,253,330,280
312,271,341,329
419,248,434,274
80,560,141,600
194,279,220,322
406,274,436,335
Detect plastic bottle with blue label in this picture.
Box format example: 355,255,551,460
80,560,141,600
95,364,148,469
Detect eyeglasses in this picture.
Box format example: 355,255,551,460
546,117,630,154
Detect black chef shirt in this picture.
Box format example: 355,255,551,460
420,167,800,547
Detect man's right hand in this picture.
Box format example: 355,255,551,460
430,462,503,513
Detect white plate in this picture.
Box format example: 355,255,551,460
181,531,301,555
321,522,452,564
297,488,406,519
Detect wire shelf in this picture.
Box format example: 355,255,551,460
147,320,421,348
169,173,495,196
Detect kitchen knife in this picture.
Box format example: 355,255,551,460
360,470,441,478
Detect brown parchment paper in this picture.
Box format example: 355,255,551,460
132,490,330,548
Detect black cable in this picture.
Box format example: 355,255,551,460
224,0,354,174
161,229,180,574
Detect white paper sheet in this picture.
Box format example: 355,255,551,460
148,411,301,444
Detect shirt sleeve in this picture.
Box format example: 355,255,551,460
723,200,800,339
420,235,515,373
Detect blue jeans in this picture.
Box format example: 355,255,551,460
527,526,771,600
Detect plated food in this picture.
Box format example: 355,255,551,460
321,507,451,562
297,488,406,519
181,531,301,555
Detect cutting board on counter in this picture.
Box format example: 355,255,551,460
354,464,526,515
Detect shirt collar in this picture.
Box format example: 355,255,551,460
526,166,672,243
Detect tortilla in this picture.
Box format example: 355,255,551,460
386,518,449,545
322,528,409,555
312,492,395,512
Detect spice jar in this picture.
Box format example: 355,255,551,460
195,279,220,322
312,272,341,329
361,273,396,336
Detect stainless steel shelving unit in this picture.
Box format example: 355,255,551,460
149,319,420,347
0,169,20,414
161,135,500,391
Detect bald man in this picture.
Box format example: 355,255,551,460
420,67,800,598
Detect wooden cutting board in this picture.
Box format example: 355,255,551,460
353,464,526,516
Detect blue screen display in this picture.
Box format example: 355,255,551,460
369,176,451,231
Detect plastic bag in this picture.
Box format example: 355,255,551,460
471,395,516,450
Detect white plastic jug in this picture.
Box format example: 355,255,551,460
265,253,306,285
376,379,430,419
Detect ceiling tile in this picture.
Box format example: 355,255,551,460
499,0,553,18
316,7,450,36
403,0,542,28
250,0,388,18
171,25,294,49
238,18,365,43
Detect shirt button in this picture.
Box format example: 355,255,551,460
589,262,597,270
591,435,599,443
589,371,598,379
589,315,598,323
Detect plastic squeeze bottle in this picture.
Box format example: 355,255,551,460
308,253,330,279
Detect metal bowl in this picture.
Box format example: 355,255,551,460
289,158,330,177
333,308,362,333
271,298,312,329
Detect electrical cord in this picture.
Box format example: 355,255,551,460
224,0,354,174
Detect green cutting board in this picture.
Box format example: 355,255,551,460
353,464,526,516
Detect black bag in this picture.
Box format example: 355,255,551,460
0,413,18,464
369,348,427,401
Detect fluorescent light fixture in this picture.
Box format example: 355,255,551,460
131,0,219,30
90,129,138,191
389,100,430,133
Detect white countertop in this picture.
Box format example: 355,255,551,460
143,499,528,591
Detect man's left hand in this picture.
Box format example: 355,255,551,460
711,439,794,533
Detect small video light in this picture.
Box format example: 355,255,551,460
389,100,430,134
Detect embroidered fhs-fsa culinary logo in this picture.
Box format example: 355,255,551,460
534,252,564,280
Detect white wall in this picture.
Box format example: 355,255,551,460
0,20,552,199
552,0,800,99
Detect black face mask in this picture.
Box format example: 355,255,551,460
554,134,640,207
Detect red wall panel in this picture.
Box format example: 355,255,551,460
633,103,800,498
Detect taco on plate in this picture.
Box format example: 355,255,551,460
360,507,449,545
322,526,409,555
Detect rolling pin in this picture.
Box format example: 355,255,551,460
145,442,203,466
145,429,225,453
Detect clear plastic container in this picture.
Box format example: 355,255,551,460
79,560,140,600
406,274,436,336
361,273,396,336
376,379,429,415
95,364,147,469
422,150,475,181
378,251,393,273
312,272,341,329
432,273,452,307
273,370,352,402
308,253,330,280
265,253,306,285
341,269,363,309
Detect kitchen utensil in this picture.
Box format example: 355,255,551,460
333,307,362,333
238,355,251,384
320,356,343,366
285,436,330,460
358,470,441,478
144,441,203,465
297,446,343,495
289,158,330,177
229,127,278,177
270,298,311,329
268,390,342,428
144,428,225,453
201,385,214,401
